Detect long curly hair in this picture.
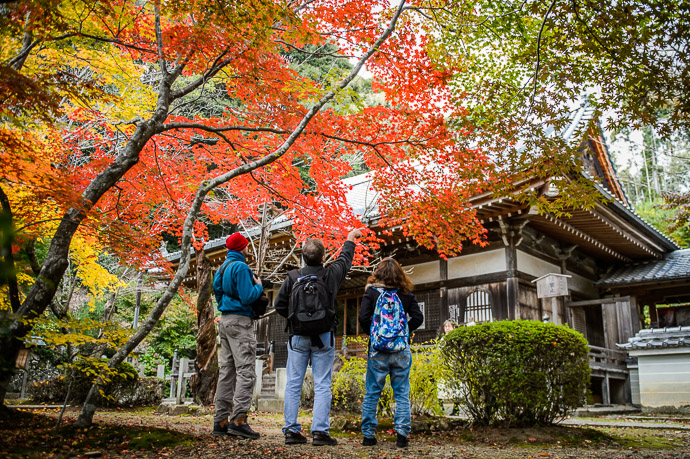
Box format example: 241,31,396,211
366,257,414,294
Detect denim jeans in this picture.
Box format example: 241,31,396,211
361,346,412,438
282,332,335,435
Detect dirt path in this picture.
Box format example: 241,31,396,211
61,409,690,458
3,407,690,458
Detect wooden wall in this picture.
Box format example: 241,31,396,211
447,282,507,324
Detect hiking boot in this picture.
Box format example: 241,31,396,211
213,421,228,436
362,436,377,446
396,433,409,448
312,431,338,446
228,415,260,440
285,430,308,445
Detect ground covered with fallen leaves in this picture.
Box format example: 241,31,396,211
1,406,689,458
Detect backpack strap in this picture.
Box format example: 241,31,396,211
289,267,327,281
285,269,300,334
287,269,300,283
218,260,237,298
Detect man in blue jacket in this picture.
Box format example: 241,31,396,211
212,233,263,439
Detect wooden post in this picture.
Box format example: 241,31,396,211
650,304,659,327
602,374,611,405
440,258,449,324
505,242,518,320
19,370,29,399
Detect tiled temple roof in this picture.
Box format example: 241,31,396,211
598,249,690,286
617,326,690,350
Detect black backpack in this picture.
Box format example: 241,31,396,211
287,268,334,337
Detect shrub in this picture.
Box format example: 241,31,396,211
332,337,392,415
409,341,444,416
441,320,590,426
138,349,167,378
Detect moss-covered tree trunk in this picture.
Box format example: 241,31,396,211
190,248,218,406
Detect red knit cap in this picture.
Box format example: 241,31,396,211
226,233,249,252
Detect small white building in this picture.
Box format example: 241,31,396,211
617,327,690,410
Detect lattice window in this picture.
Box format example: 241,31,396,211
465,290,493,323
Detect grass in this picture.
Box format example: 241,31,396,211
597,427,685,450
332,415,686,453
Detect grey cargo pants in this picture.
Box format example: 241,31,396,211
214,314,257,423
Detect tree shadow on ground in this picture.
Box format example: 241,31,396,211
0,408,196,458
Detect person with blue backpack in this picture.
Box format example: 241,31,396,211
358,257,424,448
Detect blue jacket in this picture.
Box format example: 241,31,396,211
213,250,263,317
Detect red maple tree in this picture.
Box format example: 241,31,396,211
0,0,497,424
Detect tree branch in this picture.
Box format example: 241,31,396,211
170,48,233,100
153,1,168,75
528,0,557,110
157,122,287,135
23,239,41,276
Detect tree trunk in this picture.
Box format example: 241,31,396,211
0,185,21,405
190,248,218,406
0,336,22,404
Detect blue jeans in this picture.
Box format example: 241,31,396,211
282,332,335,435
361,347,412,438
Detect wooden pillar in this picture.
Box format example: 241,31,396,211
505,239,519,320
650,304,659,328
629,296,641,334
439,258,449,324
19,369,29,399
602,373,611,405
499,218,526,321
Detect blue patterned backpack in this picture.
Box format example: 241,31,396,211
370,288,409,352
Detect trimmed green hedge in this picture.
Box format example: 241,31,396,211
441,320,590,426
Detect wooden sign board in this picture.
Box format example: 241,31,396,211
533,273,570,298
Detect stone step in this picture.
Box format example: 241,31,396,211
257,397,283,413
